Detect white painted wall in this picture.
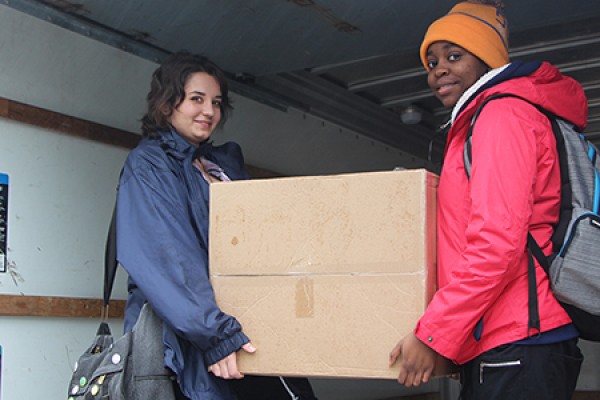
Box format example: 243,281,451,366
0,121,130,400
0,4,596,400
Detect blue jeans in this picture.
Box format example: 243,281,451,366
459,338,583,400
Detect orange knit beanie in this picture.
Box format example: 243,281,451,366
420,1,509,70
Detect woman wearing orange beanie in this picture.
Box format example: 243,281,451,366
389,1,584,399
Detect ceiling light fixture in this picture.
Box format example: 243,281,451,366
401,104,422,125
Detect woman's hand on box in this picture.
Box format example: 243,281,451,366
208,342,256,379
389,333,436,387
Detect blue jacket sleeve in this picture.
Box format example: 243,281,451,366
116,148,248,365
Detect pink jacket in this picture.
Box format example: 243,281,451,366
414,62,588,365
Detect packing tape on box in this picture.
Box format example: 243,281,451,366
295,277,314,318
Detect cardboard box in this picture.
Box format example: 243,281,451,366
209,169,442,379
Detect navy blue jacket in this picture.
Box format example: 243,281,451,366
117,129,250,400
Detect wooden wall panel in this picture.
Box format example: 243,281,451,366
0,294,125,319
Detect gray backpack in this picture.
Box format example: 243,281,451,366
465,93,600,341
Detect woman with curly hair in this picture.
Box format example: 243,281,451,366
117,51,317,400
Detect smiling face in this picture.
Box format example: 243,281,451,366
426,41,489,108
168,72,223,146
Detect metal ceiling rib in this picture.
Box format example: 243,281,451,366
347,68,425,93
256,71,436,150
5,0,600,168
3,0,169,62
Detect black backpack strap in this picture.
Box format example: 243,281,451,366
464,93,562,335
464,93,541,178
526,233,543,333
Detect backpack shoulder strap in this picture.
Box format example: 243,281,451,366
465,94,569,253
464,93,564,334
464,93,560,177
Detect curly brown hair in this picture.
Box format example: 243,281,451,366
141,51,233,137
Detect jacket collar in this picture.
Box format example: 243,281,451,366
156,129,215,161
450,60,542,124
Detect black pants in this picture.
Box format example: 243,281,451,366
459,338,583,400
230,375,317,400
173,375,317,400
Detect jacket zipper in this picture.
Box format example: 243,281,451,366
479,360,521,384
